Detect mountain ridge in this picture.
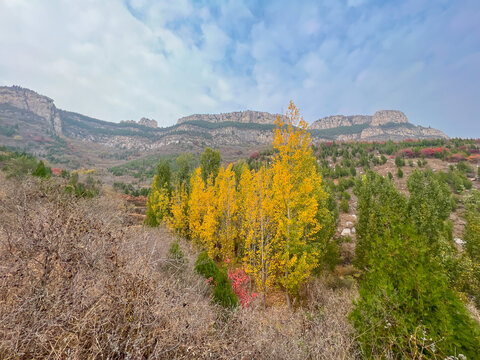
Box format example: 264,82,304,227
0,85,449,154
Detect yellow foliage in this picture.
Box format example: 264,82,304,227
271,101,327,302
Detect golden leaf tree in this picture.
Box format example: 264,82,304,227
240,166,279,308
271,101,328,308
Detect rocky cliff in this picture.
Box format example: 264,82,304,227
178,110,285,125
120,117,158,128
0,86,62,134
0,86,449,154
309,110,448,141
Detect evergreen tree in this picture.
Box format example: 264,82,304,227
200,147,221,185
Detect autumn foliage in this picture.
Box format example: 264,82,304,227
148,101,331,307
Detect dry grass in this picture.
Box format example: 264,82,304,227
0,174,359,359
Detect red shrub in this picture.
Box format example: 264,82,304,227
399,149,415,158
227,268,257,308
250,152,259,160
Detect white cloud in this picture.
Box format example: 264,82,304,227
0,0,478,137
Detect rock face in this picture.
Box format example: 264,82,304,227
371,110,408,126
311,110,408,130
309,115,371,130
120,117,158,128
0,86,62,134
138,117,157,128
178,110,284,125
310,110,448,141
0,86,449,153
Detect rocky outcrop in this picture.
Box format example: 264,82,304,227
310,110,409,129
138,117,157,128
309,115,371,130
178,110,285,125
371,110,408,126
120,117,158,128
0,85,449,152
0,86,62,134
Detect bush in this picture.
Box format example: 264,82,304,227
397,167,403,178
168,241,185,263
340,199,349,213
32,161,52,178
195,252,238,308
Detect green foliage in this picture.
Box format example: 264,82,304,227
406,170,452,240
168,242,185,263
319,238,341,271
194,252,238,308
2,152,38,178
340,198,349,213
457,160,474,174
175,153,194,192
350,225,480,359
200,147,221,184
394,156,405,167
65,173,101,198
396,167,403,178
351,171,480,359
32,160,52,178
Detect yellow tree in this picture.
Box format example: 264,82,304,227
213,163,238,261
188,167,207,245
200,178,218,258
271,101,327,308
241,166,278,308
169,183,189,237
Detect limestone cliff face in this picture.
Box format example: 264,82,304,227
371,110,408,126
309,115,371,130
120,117,158,128
0,86,62,134
178,110,285,125
0,85,449,152
138,117,157,128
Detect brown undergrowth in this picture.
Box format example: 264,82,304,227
0,174,358,359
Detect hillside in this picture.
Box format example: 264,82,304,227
0,86,448,159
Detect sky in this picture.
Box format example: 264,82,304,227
0,0,479,137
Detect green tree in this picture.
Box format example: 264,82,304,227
351,171,480,359
32,160,52,178
145,160,172,226
200,147,221,185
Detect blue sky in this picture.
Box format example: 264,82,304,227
0,0,479,137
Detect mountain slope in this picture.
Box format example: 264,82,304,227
0,86,448,156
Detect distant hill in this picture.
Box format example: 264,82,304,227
0,85,448,156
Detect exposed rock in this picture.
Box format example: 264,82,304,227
371,110,408,126
341,228,351,236
0,86,62,134
454,238,465,246
360,126,384,139
178,110,285,125
310,114,370,130
351,227,356,234
120,118,158,128
138,117,158,128
345,221,354,228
